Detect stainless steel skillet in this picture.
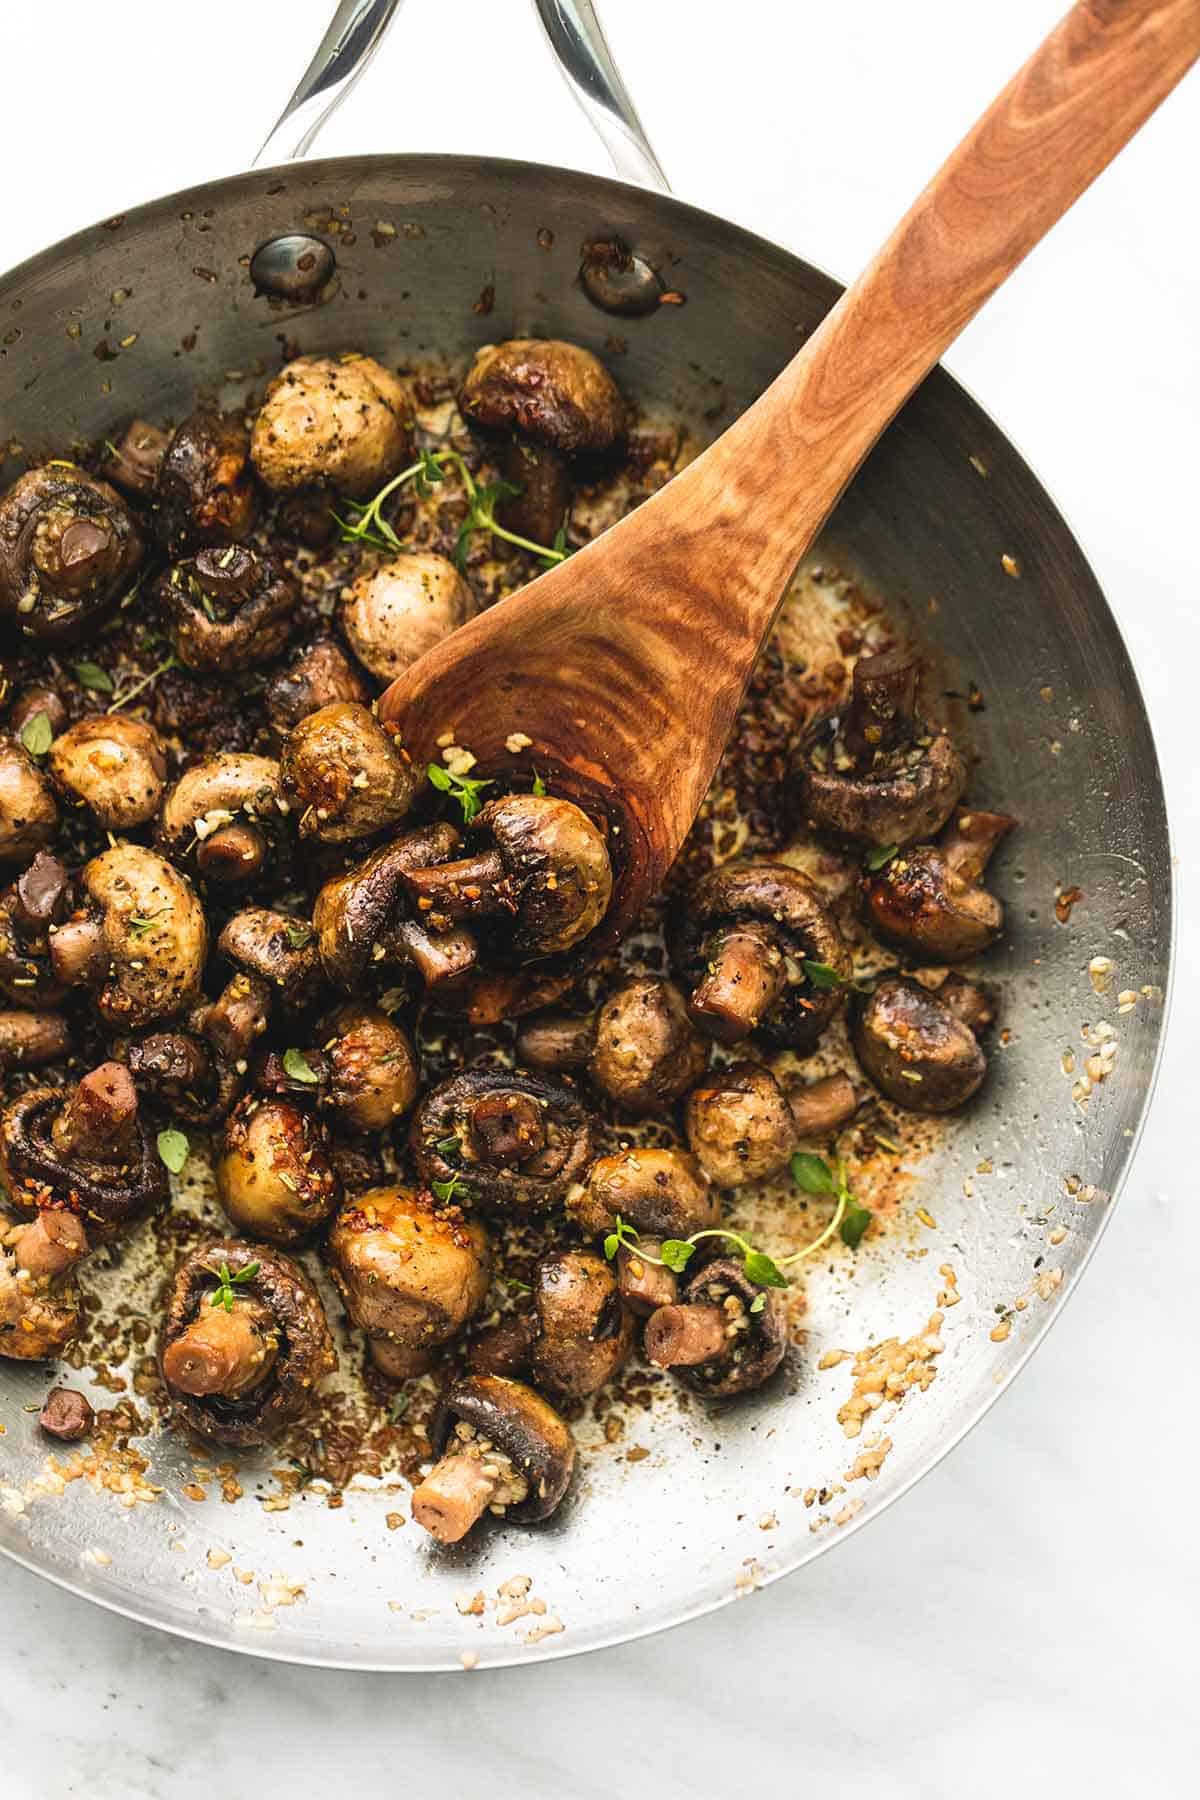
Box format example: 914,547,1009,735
0,0,1172,1667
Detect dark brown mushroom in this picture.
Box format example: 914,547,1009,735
8,685,67,742
791,648,967,849
852,975,988,1113
159,1240,335,1446
38,1386,95,1439
49,715,167,830
216,1093,341,1246
155,411,259,549
264,638,370,739
412,1374,575,1543
644,1257,788,1397
0,851,71,1008
102,419,170,498
280,702,420,843
0,732,57,863
121,1029,234,1126
312,822,477,994
526,1249,634,1400
517,974,708,1116
326,1185,490,1379
155,545,297,674
671,862,851,1049
340,553,475,683
250,354,412,498
862,808,1016,960
0,463,143,644
0,1009,70,1070
51,845,207,1030
402,793,613,959
159,754,284,886
411,1068,597,1217
685,1062,861,1188
0,1214,85,1360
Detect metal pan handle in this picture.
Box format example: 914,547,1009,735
252,0,669,192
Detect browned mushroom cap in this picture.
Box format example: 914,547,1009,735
8,685,67,742
0,733,57,863
567,1147,720,1240
155,411,259,549
403,793,613,959
411,1068,597,1217
792,648,967,850
49,715,167,830
102,419,170,498
467,1310,538,1379
685,1062,860,1188
122,1029,234,1126
280,703,420,843
219,907,321,998
52,845,207,1030
264,638,369,739
588,975,708,1115
862,808,1015,961
159,754,284,886
159,1239,335,1446
852,975,987,1113
671,862,851,1049
340,552,475,683
156,545,297,674
0,1219,82,1360
327,1185,490,1379
528,1249,634,1401
317,1005,419,1132
414,1374,576,1540
0,1061,167,1241
644,1257,788,1397
0,852,71,1007
312,821,472,992
0,464,143,644
0,1009,70,1070
250,354,412,499
459,339,624,456
216,1094,341,1246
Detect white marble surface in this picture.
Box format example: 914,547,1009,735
1,1,1197,1794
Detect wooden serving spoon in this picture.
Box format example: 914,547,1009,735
380,0,1198,960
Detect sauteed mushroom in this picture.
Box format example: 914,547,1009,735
792,648,966,849
280,702,420,843
122,1029,232,1126
340,552,475,682
264,638,369,738
49,715,167,830
327,1185,490,1378
312,822,476,994
250,354,412,498
315,1005,418,1133
200,907,320,1069
529,1249,634,1399
568,1146,721,1315
216,1093,341,1246
671,862,850,1048
8,685,67,743
159,753,284,885
412,1374,575,1543
411,1068,597,1217
103,419,170,498
0,1010,70,1070
0,734,57,863
852,974,988,1113
51,844,207,1029
0,1213,86,1360
862,808,1015,960
159,1239,335,1446
685,1062,862,1188
0,852,71,1008
0,464,142,644
155,411,259,548
156,545,297,674
645,1257,788,1397
517,974,707,1116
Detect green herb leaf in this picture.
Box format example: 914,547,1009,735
425,761,493,826
285,922,314,950
434,1134,461,1156
389,1391,411,1423
206,1259,260,1313
866,843,899,872
156,1128,189,1174
73,660,113,694
743,1250,788,1289
431,1173,467,1204
531,771,547,797
282,1047,320,1085
659,1239,696,1273
128,908,169,937
802,959,845,990
790,1152,837,1196
839,1193,873,1250
749,1293,767,1314
506,1276,532,1295
19,712,53,758
602,1214,640,1262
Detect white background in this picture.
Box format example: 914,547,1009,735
0,2,1197,1795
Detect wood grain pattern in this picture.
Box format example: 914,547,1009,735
380,0,1199,953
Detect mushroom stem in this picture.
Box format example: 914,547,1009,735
496,438,570,547
942,809,1015,882
411,1452,498,1545
842,648,919,766
644,1302,729,1369
14,1211,90,1278
202,970,272,1065
401,850,514,921
688,925,786,1042
196,822,267,883
616,1241,678,1317
468,1091,546,1165
51,1063,138,1160
785,1071,861,1140
161,1299,279,1399
48,915,105,987
515,1009,596,1072
391,918,478,987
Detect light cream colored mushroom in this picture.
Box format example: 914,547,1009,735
250,354,412,498
340,553,474,682
0,733,57,863
49,715,167,829
50,844,207,1030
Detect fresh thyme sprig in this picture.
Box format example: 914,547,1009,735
205,1260,261,1313
426,762,493,825
432,1173,468,1204
108,653,178,714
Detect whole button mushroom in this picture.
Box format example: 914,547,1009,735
49,715,167,830
315,1005,419,1133
852,974,989,1113
154,410,259,549
517,973,708,1117
50,845,208,1031
644,1258,789,1397
458,338,625,546
567,1146,720,1315
0,852,72,1007
862,807,1015,961
791,648,967,850
313,822,479,996
0,732,58,863
122,1029,234,1127
411,1068,598,1218
216,1093,341,1246
0,463,143,644
411,1374,576,1545
402,792,613,960
159,753,284,886
528,1249,634,1400
250,353,412,499
155,545,297,674
340,552,475,683
671,862,851,1049
280,702,420,843
159,1240,335,1447
685,1062,862,1189
0,1212,87,1360
326,1185,491,1379
102,419,170,498
264,638,369,739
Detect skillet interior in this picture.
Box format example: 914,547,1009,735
0,155,1170,1668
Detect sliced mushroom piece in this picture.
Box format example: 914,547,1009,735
527,1249,634,1401
412,1375,575,1543
671,862,851,1049
792,648,967,849
0,1217,84,1360
156,545,297,674
0,852,71,1008
51,845,207,1030
852,975,988,1113
250,354,412,498
49,714,167,830
159,753,284,885
685,1062,861,1189
280,702,420,843
264,638,369,739
155,411,259,549
644,1257,788,1397
0,733,57,863
327,1185,491,1379
312,821,473,993
159,1240,335,1446
38,1386,95,1440
862,807,1016,961
340,553,474,683
102,419,170,498
216,1094,341,1246
411,1068,597,1218
517,974,708,1117
0,464,143,644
